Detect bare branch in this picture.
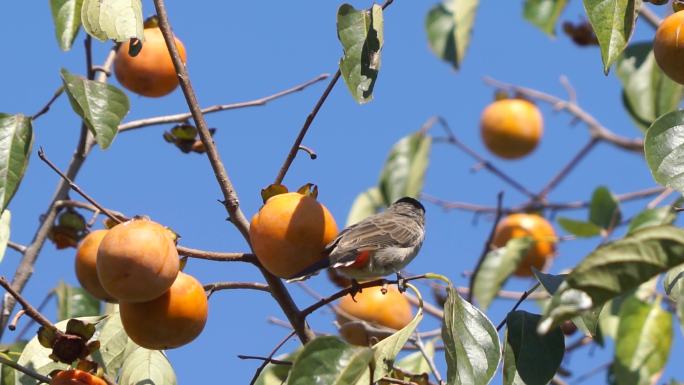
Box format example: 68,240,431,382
0,354,51,384
639,4,662,29
247,331,296,385
483,77,644,153
7,241,27,254
117,74,330,133
152,0,314,344
204,282,270,296
496,282,541,331
31,86,65,121
0,46,117,335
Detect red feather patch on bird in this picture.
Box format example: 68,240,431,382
348,250,372,269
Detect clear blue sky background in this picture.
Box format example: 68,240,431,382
1,0,680,384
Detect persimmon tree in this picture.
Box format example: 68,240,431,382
0,0,683,385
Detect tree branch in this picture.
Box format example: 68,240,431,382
483,77,644,153
0,354,51,384
204,281,270,296
117,73,330,133
152,0,314,344
0,46,117,336
426,117,536,198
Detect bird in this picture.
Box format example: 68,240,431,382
287,196,426,282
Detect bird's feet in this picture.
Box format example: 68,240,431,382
350,279,363,302
396,272,407,292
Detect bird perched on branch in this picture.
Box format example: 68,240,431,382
287,197,426,282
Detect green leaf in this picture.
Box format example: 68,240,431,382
81,0,144,42
425,0,479,69
60,69,129,149
532,269,566,295
664,264,684,301
539,225,684,332
644,110,684,193
54,282,100,321
337,4,383,104
0,210,11,264
473,237,533,310
395,340,434,375
573,306,604,346
523,0,569,36
0,114,33,213
371,292,423,381
119,347,177,385
557,217,602,237
504,311,564,385
617,43,684,132
583,0,641,74
599,294,630,340
16,316,105,385
89,313,130,378
378,132,431,206
614,297,672,385
628,207,676,234
589,186,621,230
442,284,500,385
346,187,384,226
288,336,373,385
50,0,84,51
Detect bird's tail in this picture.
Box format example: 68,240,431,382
286,257,331,283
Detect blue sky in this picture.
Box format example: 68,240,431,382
0,0,680,384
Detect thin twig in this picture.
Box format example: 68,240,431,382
535,138,599,200
117,74,330,133
274,71,341,185
0,45,117,336
8,309,25,331
483,77,643,153
429,117,536,198
496,282,541,331
15,291,55,342
204,282,270,296
247,331,296,385
0,354,51,384
273,0,396,185
176,246,256,263
300,275,428,318
237,355,293,366
0,277,58,335
152,0,314,344
646,187,674,209
468,192,504,303
31,86,65,121
37,148,123,225
639,3,662,29
414,337,444,384
6,241,27,254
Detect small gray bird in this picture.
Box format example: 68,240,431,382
287,197,425,282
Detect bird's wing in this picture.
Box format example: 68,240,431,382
327,213,423,266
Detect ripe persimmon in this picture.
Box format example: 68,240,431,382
654,11,684,84
75,229,115,302
113,26,187,97
492,213,557,277
337,286,413,331
249,192,338,278
50,370,107,385
480,99,543,159
119,272,208,350
97,218,179,302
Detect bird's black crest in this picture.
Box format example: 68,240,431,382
394,197,425,212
